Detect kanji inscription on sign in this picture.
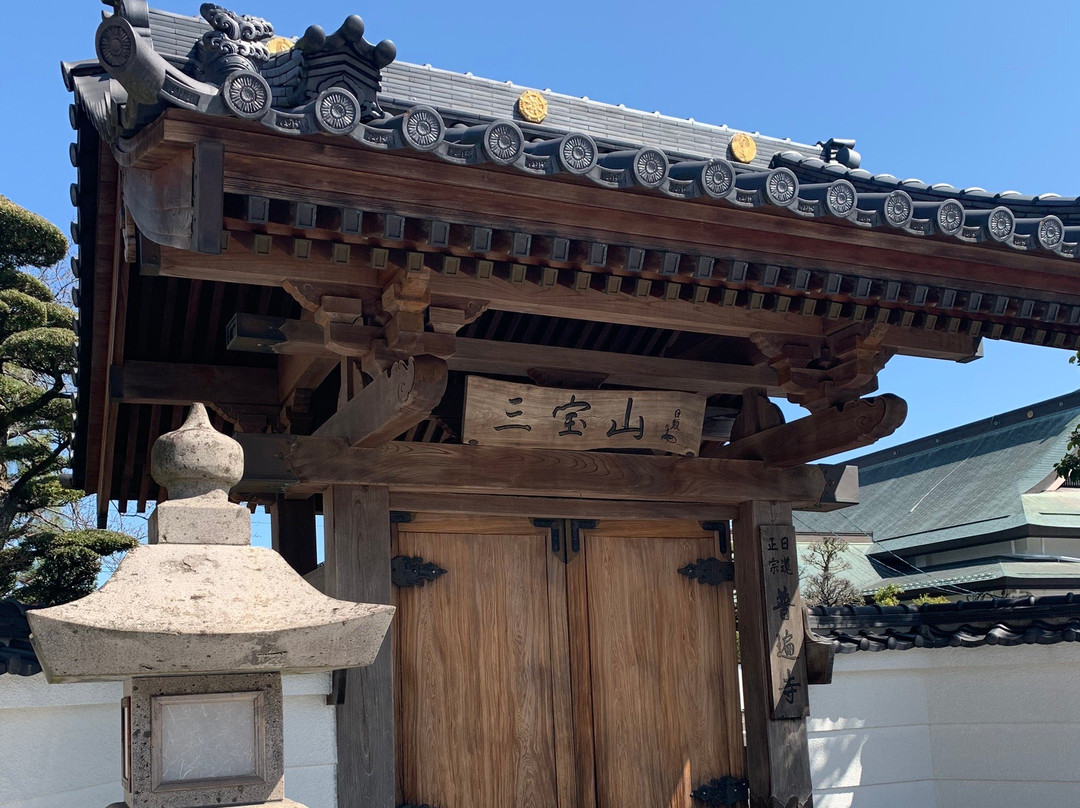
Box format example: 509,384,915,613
760,524,809,719
462,377,706,455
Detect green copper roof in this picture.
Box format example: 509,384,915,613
797,391,1080,559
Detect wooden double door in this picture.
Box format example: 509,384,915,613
392,515,743,808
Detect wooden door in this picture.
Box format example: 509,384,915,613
393,515,571,808
575,520,743,808
392,514,741,808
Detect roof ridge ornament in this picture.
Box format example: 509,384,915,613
97,3,396,124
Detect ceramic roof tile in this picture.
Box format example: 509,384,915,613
808,594,1080,653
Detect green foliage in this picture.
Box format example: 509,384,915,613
873,583,902,606
801,536,860,607
1,326,76,376
0,195,135,606
0,197,67,272
911,593,951,605
1056,352,1080,484
872,584,951,606
15,530,136,606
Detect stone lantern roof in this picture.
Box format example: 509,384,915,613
28,404,394,683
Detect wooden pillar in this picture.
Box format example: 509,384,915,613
324,485,394,808
269,495,318,575
733,501,813,808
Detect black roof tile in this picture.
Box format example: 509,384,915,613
73,4,1080,264
808,593,1080,654
0,601,41,677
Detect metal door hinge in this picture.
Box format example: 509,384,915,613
678,557,734,585
390,511,414,524
391,555,447,587
692,776,749,805
532,518,564,560
700,520,731,554
568,519,596,556
326,669,347,706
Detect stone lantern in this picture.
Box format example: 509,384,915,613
28,404,394,808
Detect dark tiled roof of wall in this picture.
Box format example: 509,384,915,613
808,594,1080,654
0,600,40,677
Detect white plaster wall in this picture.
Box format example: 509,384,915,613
807,643,1080,808
0,673,336,808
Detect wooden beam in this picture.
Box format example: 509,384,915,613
191,140,224,255
278,354,338,403
387,492,737,521
269,495,318,575
710,394,908,467
227,312,330,355
450,337,780,396
109,361,277,406
188,248,981,362
234,435,858,508
733,501,813,808
154,110,1080,298
314,356,447,447
228,313,785,396
93,153,123,525
323,485,394,808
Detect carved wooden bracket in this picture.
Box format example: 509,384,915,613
713,393,908,467
381,259,431,351
313,355,448,447
752,323,895,411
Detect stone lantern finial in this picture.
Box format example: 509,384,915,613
148,403,250,545
150,403,243,501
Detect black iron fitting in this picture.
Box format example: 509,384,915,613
692,776,749,805
678,557,735,585
391,556,447,587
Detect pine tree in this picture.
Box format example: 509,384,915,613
0,195,134,605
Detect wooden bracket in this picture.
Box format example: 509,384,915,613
751,325,896,411
712,394,908,467
315,356,448,447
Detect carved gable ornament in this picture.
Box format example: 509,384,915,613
97,0,396,133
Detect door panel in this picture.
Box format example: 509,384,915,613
392,515,742,808
579,521,742,808
394,518,563,808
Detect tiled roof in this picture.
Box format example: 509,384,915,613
75,5,1080,264
808,594,1080,654
796,391,1080,557
0,601,40,677
849,557,1080,597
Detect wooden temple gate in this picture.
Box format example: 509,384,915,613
65,3,1080,807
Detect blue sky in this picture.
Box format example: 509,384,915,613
3,0,1079,503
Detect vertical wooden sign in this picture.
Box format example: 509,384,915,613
759,524,809,719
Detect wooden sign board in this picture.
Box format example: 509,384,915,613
760,524,809,719
462,376,706,455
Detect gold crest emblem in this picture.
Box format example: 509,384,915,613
729,132,757,164
517,90,548,124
